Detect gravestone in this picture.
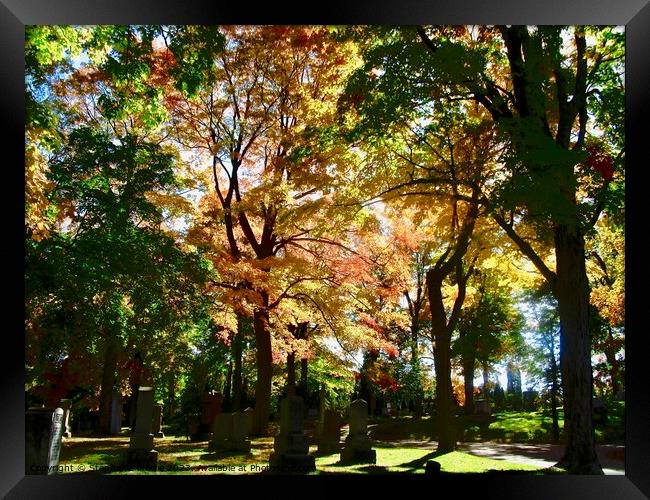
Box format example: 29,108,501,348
193,392,223,441
340,399,376,464
475,399,492,415
269,395,316,472
152,404,164,438
317,409,342,454
59,399,72,439
25,407,65,475
110,392,122,435
244,407,254,436
230,411,252,452
209,412,232,451
127,386,158,470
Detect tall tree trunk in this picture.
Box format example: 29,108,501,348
554,224,602,473
167,375,176,419
232,314,244,411
98,333,119,435
463,354,475,415
428,275,456,453
252,301,272,436
411,317,424,418
223,359,233,412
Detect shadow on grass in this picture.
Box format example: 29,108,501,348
199,451,254,460
396,449,449,472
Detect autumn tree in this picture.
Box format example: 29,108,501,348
25,26,212,433
169,26,378,434
341,25,624,473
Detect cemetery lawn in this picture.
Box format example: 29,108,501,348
368,406,624,445
58,433,558,475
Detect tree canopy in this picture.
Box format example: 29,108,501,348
25,24,624,475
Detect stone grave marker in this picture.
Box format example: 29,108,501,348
230,411,251,452
152,404,164,438
269,395,315,472
25,407,65,475
340,399,376,464
317,409,342,454
209,412,232,451
127,386,158,470
59,399,72,439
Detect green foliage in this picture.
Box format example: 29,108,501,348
163,26,226,96
454,270,525,371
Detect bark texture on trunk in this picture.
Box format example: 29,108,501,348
252,304,272,436
554,224,602,474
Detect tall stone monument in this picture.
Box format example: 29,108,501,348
340,399,376,464
269,395,315,472
127,386,158,470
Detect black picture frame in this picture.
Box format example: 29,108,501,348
4,1,648,497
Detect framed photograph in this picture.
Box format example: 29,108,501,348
6,0,647,497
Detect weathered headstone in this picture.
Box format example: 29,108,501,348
340,399,376,464
317,409,342,454
269,395,316,472
244,407,254,436
110,392,122,435
152,404,164,438
26,407,65,475
59,399,72,439
230,411,252,452
209,412,232,451
127,386,158,470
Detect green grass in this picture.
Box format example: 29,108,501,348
366,404,623,445
314,447,544,475
58,434,552,475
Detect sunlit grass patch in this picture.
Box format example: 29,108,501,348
58,434,555,475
